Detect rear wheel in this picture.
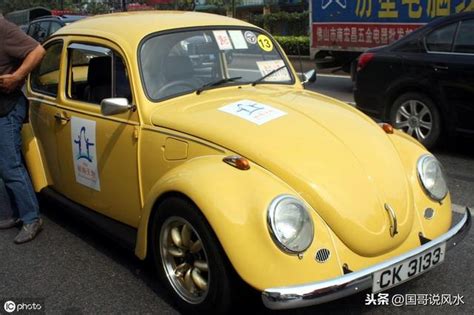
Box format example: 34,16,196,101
151,197,235,313
390,92,441,149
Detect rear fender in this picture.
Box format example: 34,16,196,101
21,123,49,192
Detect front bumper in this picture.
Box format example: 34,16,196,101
262,207,471,310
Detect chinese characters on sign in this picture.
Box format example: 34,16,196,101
314,23,417,48
314,0,474,49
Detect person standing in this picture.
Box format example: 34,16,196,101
0,17,45,244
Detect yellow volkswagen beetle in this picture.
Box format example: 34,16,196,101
23,11,470,312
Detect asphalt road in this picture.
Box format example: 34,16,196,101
0,75,472,315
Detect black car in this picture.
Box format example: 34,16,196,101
26,15,86,43
354,12,474,148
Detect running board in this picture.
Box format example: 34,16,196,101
40,187,137,251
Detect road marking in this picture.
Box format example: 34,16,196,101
296,72,352,79
453,204,465,214
317,73,352,79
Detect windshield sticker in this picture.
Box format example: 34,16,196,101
244,31,257,45
213,30,233,50
219,100,287,125
257,34,273,52
256,60,291,82
71,117,101,191
228,30,248,49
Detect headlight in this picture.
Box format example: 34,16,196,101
417,155,448,201
267,195,314,254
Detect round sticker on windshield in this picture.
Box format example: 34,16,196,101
257,34,273,52
244,31,257,45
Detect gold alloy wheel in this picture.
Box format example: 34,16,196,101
160,217,210,304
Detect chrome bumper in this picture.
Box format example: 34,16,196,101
262,207,471,310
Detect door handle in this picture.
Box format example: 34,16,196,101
54,112,71,123
433,64,449,71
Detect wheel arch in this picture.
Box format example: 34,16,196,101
385,81,446,130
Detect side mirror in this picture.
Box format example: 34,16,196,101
100,98,134,116
302,69,317,85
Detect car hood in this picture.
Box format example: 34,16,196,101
150,86,415,257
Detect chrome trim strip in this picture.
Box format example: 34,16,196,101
384,203,398,237
262,207,471,310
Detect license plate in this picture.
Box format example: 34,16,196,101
372,242,446,293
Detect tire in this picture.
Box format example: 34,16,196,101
151,197,235,314
389,92,442,149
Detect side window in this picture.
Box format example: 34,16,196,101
454,19,474,53
27,22,38,37
50,22,62,35
33,21,50,42
67,43,132,105
30,41,63,97
425,23,458,52
394,38,424,53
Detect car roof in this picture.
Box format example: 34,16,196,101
31,14,86,23
384,11,474,50
53,11,254,46
427,10,474,26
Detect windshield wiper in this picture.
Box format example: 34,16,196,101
196,76,242,95
251,65,287,86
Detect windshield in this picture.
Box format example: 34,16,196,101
139,28,293,101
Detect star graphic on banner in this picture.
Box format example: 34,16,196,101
322,0,347,10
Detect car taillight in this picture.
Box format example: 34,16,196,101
357,52,374,72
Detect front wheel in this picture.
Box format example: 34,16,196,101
390,92,442,149
151,197,235,313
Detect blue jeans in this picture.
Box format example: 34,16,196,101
0,178,12,220
0,95,39,224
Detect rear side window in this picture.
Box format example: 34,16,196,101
454,19,474,54
30,41,63,97
425,23,458,52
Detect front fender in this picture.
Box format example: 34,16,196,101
135,155,343,290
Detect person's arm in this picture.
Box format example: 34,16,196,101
0,45,46,93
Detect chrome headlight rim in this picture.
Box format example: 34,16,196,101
267,194,314,255
417,154,448,202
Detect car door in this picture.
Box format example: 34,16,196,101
441,19,474,134
53,38,141,227
29,40,64,187
423,19,474,135
402,22,459,92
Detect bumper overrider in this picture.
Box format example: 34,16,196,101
262,207,471,310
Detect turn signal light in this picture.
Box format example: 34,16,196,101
379,123,394,134
223,155,250,170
